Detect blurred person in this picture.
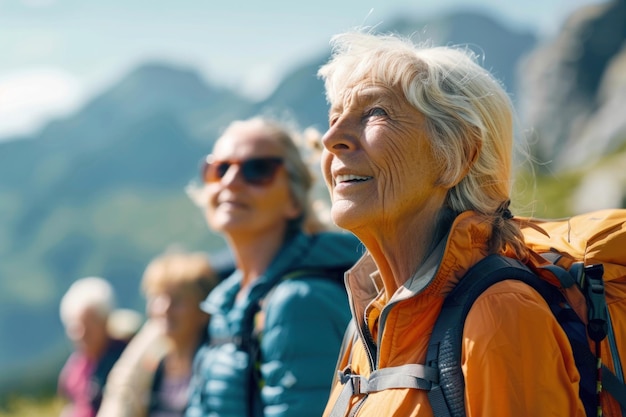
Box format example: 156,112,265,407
317,31,586,417
184,116,361,417
97,251,224,417
58,276,128,417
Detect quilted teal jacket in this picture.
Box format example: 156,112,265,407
185,231,360,417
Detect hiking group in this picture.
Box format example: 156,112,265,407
58,30,625,417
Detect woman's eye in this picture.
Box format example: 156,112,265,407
365,107,388,119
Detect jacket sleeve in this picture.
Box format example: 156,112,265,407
260,278,351,417
462,280,587,417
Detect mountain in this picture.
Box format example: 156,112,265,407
5,6,618,399
520,0,626,169
381,9,537,101
0,63,249,396
517,0,626,213
256,57,331,132
253,9,538,134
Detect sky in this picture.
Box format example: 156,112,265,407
0,0,608,140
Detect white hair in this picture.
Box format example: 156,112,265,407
59,276,116,327
318,31,529,256
318,31,516,213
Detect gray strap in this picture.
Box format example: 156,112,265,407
367,364,438,392
327,364,438,417
328,369,363,417
332,319,357,390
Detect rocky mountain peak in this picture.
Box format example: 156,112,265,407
519,0,626,171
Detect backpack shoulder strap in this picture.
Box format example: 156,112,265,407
148,356,166,413
280,267,348,286
426,254,547,417
331,318,357,392
328,256,546,417
247,267,350,403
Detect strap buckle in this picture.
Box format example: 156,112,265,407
337,367,368,395
584,264,608,342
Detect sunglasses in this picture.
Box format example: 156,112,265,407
201,155,284,186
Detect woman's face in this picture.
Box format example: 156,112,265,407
321,82,448,237
203,124,300,239
147,284,208,344
64,307,109,359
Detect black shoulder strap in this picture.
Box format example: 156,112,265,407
427,254,626,417
90,339,127,410
426,254,550,417
244,266,350,415
148,357,166,412
280,267,347,286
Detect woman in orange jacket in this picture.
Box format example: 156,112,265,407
316,31,586,417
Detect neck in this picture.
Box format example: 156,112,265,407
226,226,290,289
354,206,450,298
169,334,202,360
165,345,196,378
84,337,110,361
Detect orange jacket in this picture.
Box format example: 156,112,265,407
324,211,586,417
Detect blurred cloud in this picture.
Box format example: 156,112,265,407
0,69,83,138
238,62,284,102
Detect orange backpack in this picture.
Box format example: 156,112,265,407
330,210,626,417
519,209,626,416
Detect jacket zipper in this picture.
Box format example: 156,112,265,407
345,279,378,373
348,322,375,417
347,300,402,416
344,276,392,416
360,312,378,371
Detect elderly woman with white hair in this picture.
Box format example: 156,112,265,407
317,32,585,417
58,276,129,417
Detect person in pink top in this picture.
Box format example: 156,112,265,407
58,277,128,417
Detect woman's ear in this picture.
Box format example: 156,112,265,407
463,137,481,177
439,134,482,189
284,197,302,221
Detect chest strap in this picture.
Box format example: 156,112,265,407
329,364,439,417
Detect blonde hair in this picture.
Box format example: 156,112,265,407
141,251,219,301
188,116,332,234
318,31,526,256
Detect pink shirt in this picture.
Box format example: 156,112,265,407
58,352,97,417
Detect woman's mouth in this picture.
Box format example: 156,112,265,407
336,174,372,183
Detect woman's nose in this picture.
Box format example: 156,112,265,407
321,117,356,153
66,323,86,342
219,165,246,187
151,295,172,316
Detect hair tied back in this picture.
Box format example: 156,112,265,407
496,200,514,220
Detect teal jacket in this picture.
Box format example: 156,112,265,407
185,231,361,417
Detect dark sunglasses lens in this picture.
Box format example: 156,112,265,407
242,158,282,185
201,160,231,183
215,162,231,179
201,157,282,185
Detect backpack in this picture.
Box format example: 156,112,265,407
329,209,626,417
427,209,626,417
